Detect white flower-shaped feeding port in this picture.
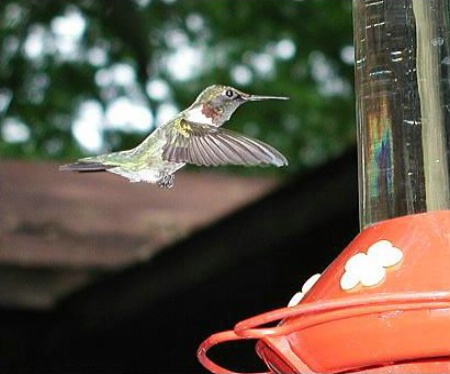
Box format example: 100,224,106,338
288,273,321,307
340,239,404,291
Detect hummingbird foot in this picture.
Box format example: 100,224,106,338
158,174,175,189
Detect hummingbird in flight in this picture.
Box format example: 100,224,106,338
60,85,289,188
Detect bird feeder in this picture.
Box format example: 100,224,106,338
197,0,450,373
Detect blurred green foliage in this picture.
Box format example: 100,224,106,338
0,0,355,175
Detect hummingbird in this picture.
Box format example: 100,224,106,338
59,85,289,188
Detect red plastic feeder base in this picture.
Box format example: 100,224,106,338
198,211,450,374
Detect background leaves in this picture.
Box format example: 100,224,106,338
0,0,355,175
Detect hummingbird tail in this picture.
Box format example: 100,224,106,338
59,161,113,173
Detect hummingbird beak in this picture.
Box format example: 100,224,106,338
243,94,289,102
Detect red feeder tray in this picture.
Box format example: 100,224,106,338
198,210,450,374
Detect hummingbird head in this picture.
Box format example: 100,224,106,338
188,85,288,126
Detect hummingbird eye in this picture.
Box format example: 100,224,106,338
225,89,235,98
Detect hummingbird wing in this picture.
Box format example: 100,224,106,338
162,120,288,167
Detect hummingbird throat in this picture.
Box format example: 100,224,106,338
201,103,221,122
184,103,221,126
